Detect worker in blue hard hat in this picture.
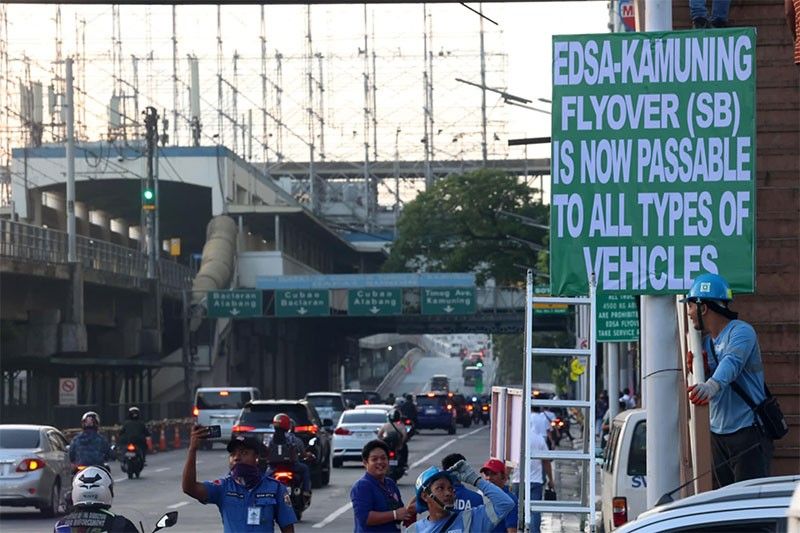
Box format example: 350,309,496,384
682,272,774,488
405,460,514,533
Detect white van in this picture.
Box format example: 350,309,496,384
601,408,647,532
193,387,260,446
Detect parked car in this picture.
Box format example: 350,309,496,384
0,424,72,516
304,392,346,431
601,408,646,531
430,375,450,393
193,386,260,447
415,392,457,434
615,475,800,533
331,408,388,467
231,400,332,488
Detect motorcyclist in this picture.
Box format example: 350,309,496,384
268,414,312,498
399,394,417,425
54,465,138,532
119,406,150,464
69,411,113,468
378,409,408,472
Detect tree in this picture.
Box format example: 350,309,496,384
383,169,548,286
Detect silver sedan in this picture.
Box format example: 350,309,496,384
0,424,72,516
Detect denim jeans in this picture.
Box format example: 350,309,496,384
689,0,731,24
530,482,543,533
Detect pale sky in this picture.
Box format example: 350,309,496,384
3,2,610,164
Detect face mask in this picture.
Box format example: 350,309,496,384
231,462,261,489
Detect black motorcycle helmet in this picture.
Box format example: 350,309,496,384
128,406,140,420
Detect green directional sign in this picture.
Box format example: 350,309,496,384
275,289,330,317
208,290,263,318
421,287,476,315
597,293,640,342
348,288,402,316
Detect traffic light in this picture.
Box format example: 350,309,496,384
476,360,484,368
142,183,156,211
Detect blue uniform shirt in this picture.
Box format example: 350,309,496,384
408,478,514,533
350,472,403,532
68,430,112,466
415,482,483,514
203,474,296,532
706,320,767,434
490,486,518,533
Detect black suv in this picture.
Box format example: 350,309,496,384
451,393,473,428
232,400,333,488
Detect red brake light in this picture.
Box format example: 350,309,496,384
295,425,318,434
274,471,294,482
388,450,396,458
404,419,411,425
612,497,628,526
126,443,136,452
334,427,351,435
232,425,256,433
17,458,44,472
192,406,199,417
364,399,370,405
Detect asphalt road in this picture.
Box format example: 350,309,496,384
1,353,495,532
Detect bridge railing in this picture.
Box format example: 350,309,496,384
0,219,192,290
476,287,526,312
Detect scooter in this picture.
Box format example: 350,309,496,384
120,443,145,479
386,447,407,482
403,418,416,439
269,461,311,521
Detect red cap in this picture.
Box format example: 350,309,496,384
480,458,505,475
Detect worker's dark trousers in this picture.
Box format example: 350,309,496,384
711,425,772,488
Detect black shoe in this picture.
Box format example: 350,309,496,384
692,17,709,29
710,18,728,28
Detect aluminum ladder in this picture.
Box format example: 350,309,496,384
521,270,597,532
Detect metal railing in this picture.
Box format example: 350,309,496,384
0,219,192,291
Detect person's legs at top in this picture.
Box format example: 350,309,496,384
689,0,709,26
709,0,731,27
530,482,543,533
729,426,768,483
294,462,312,493
710,432,736,489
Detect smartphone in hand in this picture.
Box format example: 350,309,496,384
202,425,222,439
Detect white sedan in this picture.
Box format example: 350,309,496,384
332,409,390,467
616,475,799,533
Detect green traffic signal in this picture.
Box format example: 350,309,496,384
142,186,156,210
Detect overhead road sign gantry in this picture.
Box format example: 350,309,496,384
207,290,263,318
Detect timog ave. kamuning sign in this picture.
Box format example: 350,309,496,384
550,29,756,296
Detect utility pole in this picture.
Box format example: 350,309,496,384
143,107,158,279
65,57,76,263
479,2,488,166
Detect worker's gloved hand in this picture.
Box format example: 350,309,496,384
447,459,482,487
688,379,721,405
687,350,711,376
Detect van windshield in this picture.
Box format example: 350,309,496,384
197,391,251,409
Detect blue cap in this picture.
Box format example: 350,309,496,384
682,273,733,303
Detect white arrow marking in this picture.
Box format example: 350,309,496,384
369,306,380,314
297,307,308,315
230,308,240,316
444,305,454,313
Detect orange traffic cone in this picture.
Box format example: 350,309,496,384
173,426,181,449
159,427,167,452
146,436,154,453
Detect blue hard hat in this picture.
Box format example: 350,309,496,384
682,273,733,303
415,466,454,511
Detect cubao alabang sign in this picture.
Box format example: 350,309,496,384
550,29,756,296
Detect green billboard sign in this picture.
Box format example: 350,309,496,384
597,293,639,342
421,287,476,315
348,288,403,316
207,290,263,318
275,289,330,317
550,29,756,296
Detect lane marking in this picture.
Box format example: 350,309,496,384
152,467,170,473
410,425,487,469
311,501,353,528
167,501,190,509
113,476,127,483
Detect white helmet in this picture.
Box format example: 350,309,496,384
72,466,114,508
81,411,100,429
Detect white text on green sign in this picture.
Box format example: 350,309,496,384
597,293,639,342
550,29,756,296
275,290,330,317
348,288,402,316
422,288,476,315
208,290,263,318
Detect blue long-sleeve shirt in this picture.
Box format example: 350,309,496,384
705,320,766,434
408,478,514,533
68,430,112,466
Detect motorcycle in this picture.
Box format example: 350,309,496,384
403,418,416,439
269,461,311,520
386,448,407,482
120,442,145,479
549,417,567,447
